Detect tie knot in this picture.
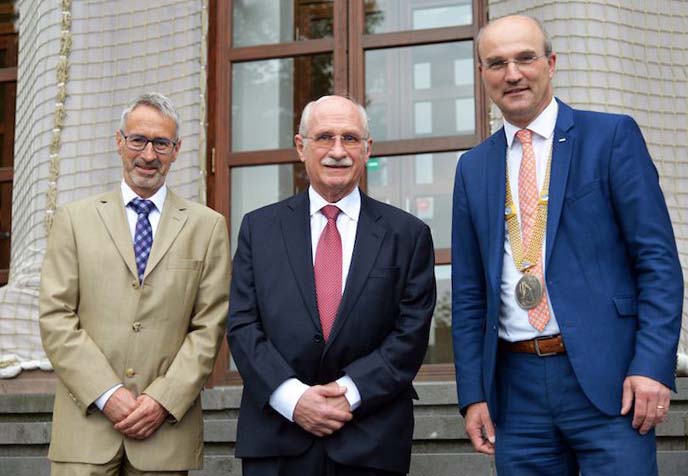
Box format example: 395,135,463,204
516,129,533,145
321,205,340,221
129,197,155,216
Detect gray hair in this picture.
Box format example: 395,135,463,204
119,92,180,138
298,95,370,138
476,15,553,65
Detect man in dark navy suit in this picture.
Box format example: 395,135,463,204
451,15,683,476
228,95,436,476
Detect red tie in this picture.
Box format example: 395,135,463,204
516,129,551,332
314,205,342,341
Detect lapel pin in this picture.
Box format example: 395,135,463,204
558,138,567,142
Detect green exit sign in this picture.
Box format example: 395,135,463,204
367,159,380,170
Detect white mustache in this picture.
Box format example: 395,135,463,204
320,157,353,167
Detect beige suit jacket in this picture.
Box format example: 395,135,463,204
39,188,230,471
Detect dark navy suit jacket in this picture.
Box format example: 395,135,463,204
451,99,683,423
228,190,436,473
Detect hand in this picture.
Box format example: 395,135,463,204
101,387,138,424
114,394,168,440
323,381,352,413
293,384,353,437
326,395,351,413
465,402,495,455
621,375,671,435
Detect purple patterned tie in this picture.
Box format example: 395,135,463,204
129,198,155,283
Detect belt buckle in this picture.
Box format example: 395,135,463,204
534,335,557,357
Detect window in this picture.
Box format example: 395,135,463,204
0,1,17,285
207,0,487,384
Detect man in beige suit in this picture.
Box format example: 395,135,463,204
39,92,230,475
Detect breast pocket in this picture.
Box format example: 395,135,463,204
361,267,400,327
167,259,202,270
368,267,399,279
164,259,203,315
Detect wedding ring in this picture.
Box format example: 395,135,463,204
656,405,665,409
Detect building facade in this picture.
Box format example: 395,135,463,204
0,1,687,474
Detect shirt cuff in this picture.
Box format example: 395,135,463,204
269,378,309,422
94,383,123,411
336,375,361,410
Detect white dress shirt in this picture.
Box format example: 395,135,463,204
94,181,167,410
268,186,362,421
499,98,561,342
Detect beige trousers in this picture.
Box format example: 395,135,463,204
51,445,188,476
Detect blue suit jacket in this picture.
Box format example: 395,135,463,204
451,99,683,422
227,190,436,473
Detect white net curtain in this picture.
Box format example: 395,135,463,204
0,0,686,378
0,0,207,378
488,0,688,361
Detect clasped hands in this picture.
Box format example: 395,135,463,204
292,382,353,437
102,387,168,440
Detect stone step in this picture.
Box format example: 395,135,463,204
0,380,686,476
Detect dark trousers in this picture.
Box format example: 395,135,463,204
241,440,404,476
495,350,657,476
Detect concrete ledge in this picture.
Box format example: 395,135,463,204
1,379,687,476
5,452,688,476
0,457,50,476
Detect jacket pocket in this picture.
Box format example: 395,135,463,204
167,259,202,270
567,179,603,203
369,266,399,278
613,296,638,317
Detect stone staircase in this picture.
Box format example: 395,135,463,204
1,379,687,475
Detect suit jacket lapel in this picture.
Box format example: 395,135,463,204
486,131,507,294
325,193,385,348
545,99,575,266
96,190,138,280
281,192,321,332
143,190,188,281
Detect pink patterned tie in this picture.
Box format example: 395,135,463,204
516,129,551,332
314,205,342,341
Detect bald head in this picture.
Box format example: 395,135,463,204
294,95,372,203
477,15,552,65
298,95,369,138
476,15,557,128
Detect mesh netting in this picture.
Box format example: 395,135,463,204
488,0,688,355
0,0,686,378
0,0,207,377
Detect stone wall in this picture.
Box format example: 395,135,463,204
1,381,687,476
486,0,688,354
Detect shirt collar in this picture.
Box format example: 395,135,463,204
504,97,558,148
121,180,167,212
309,186,361,222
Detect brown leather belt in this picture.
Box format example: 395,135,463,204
499,334,566,356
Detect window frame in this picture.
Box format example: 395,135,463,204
207,0,488,386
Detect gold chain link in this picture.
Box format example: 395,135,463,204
505,141,553,272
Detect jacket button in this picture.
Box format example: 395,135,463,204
125,368,136,378
313,335,323,344
132,322,141,332
131,281,138,289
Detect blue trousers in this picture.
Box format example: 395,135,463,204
495,350,657,476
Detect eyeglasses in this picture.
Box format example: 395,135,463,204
305,133,367,150
484,54,548,72
120,131,178,155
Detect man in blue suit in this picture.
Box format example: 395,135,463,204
451,15,683,475
228,95,436,475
